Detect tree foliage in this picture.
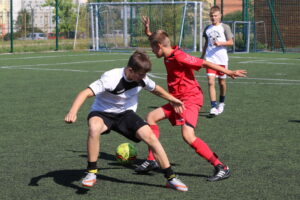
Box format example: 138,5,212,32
44,0,77,37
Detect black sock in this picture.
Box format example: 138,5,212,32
219,96,225,103
162,166,176,180
87,161,97,171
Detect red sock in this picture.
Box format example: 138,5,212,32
147,125,160,161
191,137,223,166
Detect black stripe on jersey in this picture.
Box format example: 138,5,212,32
109,77,146,95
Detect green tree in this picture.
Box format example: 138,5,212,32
44,0,77,38
15,9,31,38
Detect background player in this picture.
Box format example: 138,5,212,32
201,6,234,117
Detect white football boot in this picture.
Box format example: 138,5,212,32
209,107,219,117
166,176,188,192
82,172,97,187
217,103,225,115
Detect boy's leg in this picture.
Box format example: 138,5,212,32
218,78,226,114
135,108,165,173
82,116,108,187
135,125,188,192
207,75,219,116
181,125,230,181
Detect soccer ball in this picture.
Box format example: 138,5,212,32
116,143,137,165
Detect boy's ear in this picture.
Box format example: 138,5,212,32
127,67,133,72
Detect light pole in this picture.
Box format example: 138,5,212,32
0,11,3,38
27,2,35,38
27,1,40,39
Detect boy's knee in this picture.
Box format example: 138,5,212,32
88,124,103,138
146,112,155,123
208,79,215,86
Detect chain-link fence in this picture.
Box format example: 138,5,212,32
254,0,300,52
1,0,299,53
0,0,90,53
211,0,300,53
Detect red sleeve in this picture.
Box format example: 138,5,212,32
174,51,203,71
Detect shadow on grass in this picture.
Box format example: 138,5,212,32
28,152,169,194
76,151,206,178
288,120,300,123
28,167,166,195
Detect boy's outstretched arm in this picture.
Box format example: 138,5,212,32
151,85,185,114
202,60,247,79
64,88,94,123
142,16,152,37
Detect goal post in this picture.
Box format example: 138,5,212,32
88,1,203,52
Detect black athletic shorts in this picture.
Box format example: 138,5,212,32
87,110,147,143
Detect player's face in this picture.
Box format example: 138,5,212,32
210,11,221,25
127,68,147,81
151,44,163,58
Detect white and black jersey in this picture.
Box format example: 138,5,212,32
88,68,156,113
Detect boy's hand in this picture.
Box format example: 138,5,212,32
214,41,223,46
142,16,152,36
64,112,77,123
170,99,185,114
228,70,247,79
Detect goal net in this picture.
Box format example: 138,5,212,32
87,1,203,52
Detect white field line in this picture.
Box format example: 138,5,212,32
0,52,133,60
230,56,300,61
237,60,300,65
0,59,128,69
1,65,299,85
150,72,300,83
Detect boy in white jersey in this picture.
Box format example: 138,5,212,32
64,51,188,192
201,6,234,117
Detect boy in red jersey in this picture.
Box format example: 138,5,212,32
135,16,247,182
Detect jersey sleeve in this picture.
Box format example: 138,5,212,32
142,75,156,92
88,72,112,95
222,24,234,40
203,25,209,39
175,52,204,71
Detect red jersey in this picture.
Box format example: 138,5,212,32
164,46,204,105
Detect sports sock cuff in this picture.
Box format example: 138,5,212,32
149,124,159,131
149,124,160,138
88,169,98,174
87,161,97,170
162,166,175,179
211,101,218,108
219,96,225,103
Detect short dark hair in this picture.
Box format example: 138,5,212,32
127,50,152,73
210,6,221,13
148,30,171,47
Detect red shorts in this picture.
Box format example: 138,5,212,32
162,101,201,128
206,65,227,79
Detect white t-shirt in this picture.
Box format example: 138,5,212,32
89,67,156,113
203,23,233,66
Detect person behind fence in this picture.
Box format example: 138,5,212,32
201,5,234,117
134,16,246,182
64,50,188,191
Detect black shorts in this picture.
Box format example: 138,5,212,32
87,110,148,143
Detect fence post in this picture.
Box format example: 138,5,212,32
267,0,285,53
10,0,13,53
55,0,59,51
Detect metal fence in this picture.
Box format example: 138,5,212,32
1,0,300,53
